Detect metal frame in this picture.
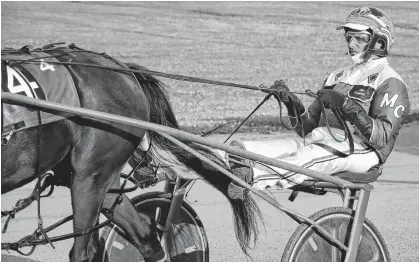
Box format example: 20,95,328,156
297,180,372,261
1,93,377,262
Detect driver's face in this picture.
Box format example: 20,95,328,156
345,29,371,56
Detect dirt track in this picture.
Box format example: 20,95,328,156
2,149,418,262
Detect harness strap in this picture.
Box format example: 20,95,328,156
7,58,55,248
334,109,354,156
1,102,3,137
2,121,26,135
312,143,352,158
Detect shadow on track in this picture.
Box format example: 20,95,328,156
1,254,41,262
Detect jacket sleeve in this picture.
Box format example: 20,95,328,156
341,78,411,149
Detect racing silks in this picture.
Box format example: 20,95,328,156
294,57,411,163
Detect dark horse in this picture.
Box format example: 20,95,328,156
1,46,262,261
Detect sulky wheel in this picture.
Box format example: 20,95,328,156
282,206,390,262
100,191,209,262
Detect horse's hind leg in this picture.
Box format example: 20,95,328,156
70,170,112,262
69,131,136,262
103,189,165,262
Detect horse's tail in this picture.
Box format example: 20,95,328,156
126,63,263,255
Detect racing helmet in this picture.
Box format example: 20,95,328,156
336,6,395,57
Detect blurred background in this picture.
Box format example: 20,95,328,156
2,1,418,134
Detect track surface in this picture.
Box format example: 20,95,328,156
2,150,418,262
2,2,419,261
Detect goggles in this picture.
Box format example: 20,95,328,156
344,31,371,45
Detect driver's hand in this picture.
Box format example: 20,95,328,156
262,80,290,102
317,89,346,110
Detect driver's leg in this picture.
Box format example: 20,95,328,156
251,128,380,190
225,137,303,198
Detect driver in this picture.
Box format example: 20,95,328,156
228,6,411,194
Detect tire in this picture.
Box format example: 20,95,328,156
100,191,209,262
281,207,390,262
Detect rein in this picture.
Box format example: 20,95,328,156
3,42,355,160
2,44,353,148
2,43,300,94
1,43,355,252
307,96,355,157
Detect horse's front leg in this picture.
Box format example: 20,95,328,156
103,179,166,262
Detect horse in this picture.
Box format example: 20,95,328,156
1,45,263,262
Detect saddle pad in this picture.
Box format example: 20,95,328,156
1,52,80,132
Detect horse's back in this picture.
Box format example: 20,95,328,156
50,48,150,122
41,47,151,140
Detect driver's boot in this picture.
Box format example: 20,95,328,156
226,140,254,200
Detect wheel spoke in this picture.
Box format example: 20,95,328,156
282,207,390,262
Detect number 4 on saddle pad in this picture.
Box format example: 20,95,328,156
1,51,80,133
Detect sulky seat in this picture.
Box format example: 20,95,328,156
329,168,382,184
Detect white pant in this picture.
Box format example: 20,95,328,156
136,128,380,189
236,127,380,190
